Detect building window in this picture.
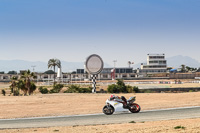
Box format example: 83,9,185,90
3,76,8,79
63,75,67,78
103,75,108,78
122,74,127,78
120,69,125,73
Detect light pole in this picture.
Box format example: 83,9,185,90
113,60,117,68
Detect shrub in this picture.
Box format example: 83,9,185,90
174,126,186,130
17,79,27,95
10,87,14,93
133,86,140,93
39,87,49,94
64,85,79,93
79,87,92,93
127,85,133,93
107,84,120,93
2,89,6,96
116,79,127,93
29,82,37,95
13,90,19,96
64,85,92,93
129,121,136,123
100,89,106,93
107,80,133,93
50,84,64,93
126,86,140,93
143,90,153,93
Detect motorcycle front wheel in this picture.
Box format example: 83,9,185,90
103,105,114,115
129,103,141,113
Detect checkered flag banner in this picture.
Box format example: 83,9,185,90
91,75,97,93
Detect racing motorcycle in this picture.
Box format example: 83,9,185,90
103,96,141,115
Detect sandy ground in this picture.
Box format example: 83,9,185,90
1,118,200,133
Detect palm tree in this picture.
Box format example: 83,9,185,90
21,70,36,95
48,58,61,86
17,79,27,95
10,76,18,96
181,64,186,73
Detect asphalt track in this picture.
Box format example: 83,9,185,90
1,106,200,129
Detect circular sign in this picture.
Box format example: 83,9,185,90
85,54,104,75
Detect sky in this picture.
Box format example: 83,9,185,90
0,0,200,67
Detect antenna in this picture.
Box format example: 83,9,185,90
31,66,36,72
128,61,134,68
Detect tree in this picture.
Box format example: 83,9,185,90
107,84,120,93
7,71,17,74
2,89,6,96
116,79,127,93
167,67,173,71
107,79,128,93
17,79,27,95
186,66,197,72
0,71,4,74
30,82,37,95
186,66,191,72
44,70,55,74
48,58,61,86
181,64,186,72
21,70,36,95
10,76,19,96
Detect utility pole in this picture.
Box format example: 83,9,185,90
128,61,131,68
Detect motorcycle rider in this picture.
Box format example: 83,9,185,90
110,94,128,108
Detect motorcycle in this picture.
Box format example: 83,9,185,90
103,96,141,115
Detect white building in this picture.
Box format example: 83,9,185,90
140,54,167,76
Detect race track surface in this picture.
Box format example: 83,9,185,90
1,106,200,129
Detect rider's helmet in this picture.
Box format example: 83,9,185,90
110,94,115,98
110,94,115,100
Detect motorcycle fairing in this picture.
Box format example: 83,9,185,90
106,99,127,112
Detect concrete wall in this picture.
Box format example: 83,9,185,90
169,72,200,79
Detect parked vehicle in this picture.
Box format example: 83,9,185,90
103,95,141,115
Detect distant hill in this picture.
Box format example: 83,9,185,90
1,56,199,73
167,55,200,68
0,60,83,73
0,60,111,73
133,55,200,69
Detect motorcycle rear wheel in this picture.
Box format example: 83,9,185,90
129,103,141,113
103,105,114,115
